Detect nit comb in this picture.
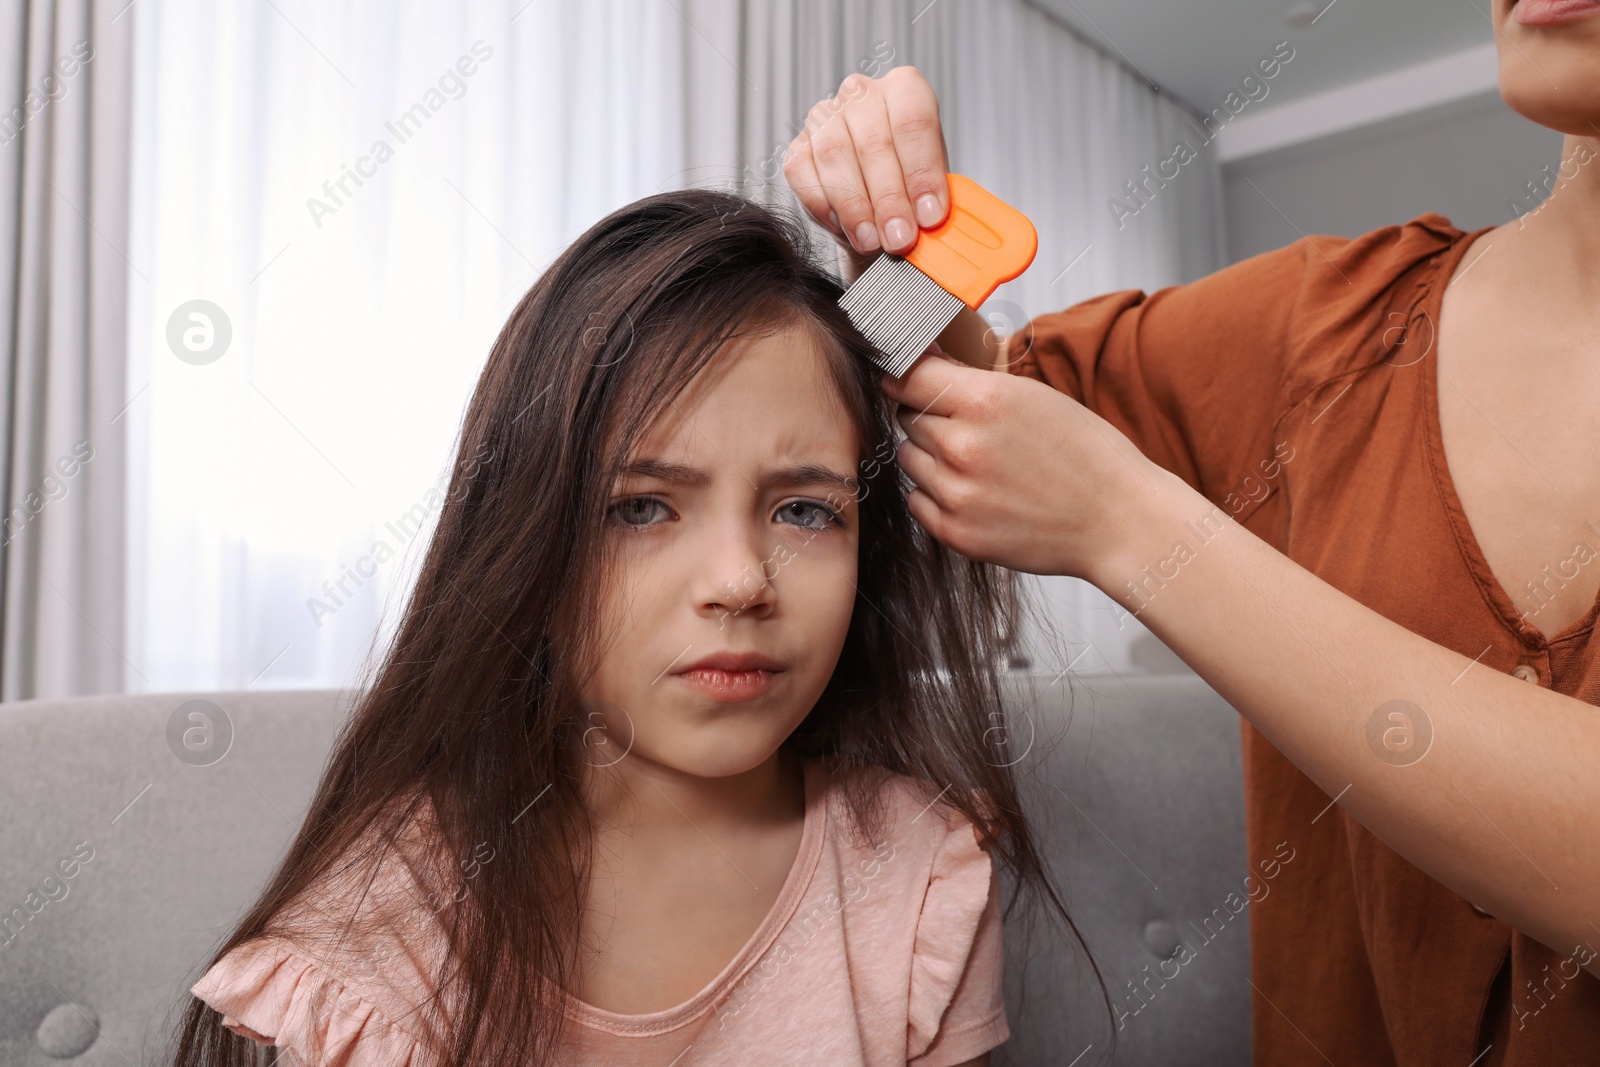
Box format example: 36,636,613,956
839,173,1038,377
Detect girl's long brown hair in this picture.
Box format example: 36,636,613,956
168,188,1107,1065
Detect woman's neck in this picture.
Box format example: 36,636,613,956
1495,132,1600,301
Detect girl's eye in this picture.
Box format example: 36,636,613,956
609,497,672,528
608,497,842,531
777,500,844,531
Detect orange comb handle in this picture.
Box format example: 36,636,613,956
901,174,1038,309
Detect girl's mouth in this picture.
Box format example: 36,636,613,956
675,667,778,701
1512,0,1600,26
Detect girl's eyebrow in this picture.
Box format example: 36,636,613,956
618,458,857,496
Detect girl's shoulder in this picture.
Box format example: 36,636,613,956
810,757,1001,953
817,758,1000,859
804,759,1010,1063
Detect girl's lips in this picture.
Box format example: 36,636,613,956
675,667,778,702
1513,0,1600,26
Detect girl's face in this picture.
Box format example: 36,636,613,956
578,320,863,780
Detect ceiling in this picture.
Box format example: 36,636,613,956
1029,0,1494,113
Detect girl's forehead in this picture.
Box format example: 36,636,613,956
626,418,858,483
632,325,861,466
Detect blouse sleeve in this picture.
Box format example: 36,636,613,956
1000,242,1308,521
999,219,1460,526
190,935,441,1067
905,818,1011,1067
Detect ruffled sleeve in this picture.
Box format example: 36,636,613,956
191,935,441,1066
905,818,1011,1066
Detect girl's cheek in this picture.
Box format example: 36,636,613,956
789,541,858,610
781,528,856,576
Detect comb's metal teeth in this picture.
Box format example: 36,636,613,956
839,255,965,377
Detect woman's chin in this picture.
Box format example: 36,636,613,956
1498,55,1600,137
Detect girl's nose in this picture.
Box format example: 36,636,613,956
695,525,780,623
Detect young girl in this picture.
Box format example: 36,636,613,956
173,189,1098,1066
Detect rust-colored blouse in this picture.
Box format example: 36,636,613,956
1003,213,1600,1065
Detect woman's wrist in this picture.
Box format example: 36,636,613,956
1084,458,1212,601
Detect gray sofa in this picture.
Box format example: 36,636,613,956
0,672,1251,1065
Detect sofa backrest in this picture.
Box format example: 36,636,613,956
0,673,1250,1065
996,672,1252,1066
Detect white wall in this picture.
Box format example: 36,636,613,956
1222,91,1564,265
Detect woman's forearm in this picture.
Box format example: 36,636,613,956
1099,464,1600,976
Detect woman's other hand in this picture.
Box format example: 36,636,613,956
882,346,1191,583
781,66,951,276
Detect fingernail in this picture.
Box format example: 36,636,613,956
915,194,942,227
827,210,841,234
884,217,913,250
853,221,881,252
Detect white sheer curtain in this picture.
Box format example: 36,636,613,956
124,0,1222,693
0,0,134,701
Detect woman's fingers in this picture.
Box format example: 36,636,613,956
805,87,879,253
781,66,949,255
843,87,917,252
881,345,966,419
881,67,949,229
780,135,841,239
879,351,1170,577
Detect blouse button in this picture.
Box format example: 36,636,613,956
1511,663,1540,684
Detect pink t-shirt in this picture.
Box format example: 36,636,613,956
190,756,1011,1066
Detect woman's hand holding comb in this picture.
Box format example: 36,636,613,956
783,67,1011,373
782,65,949,258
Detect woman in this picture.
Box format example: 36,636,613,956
782,2,1600,1064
